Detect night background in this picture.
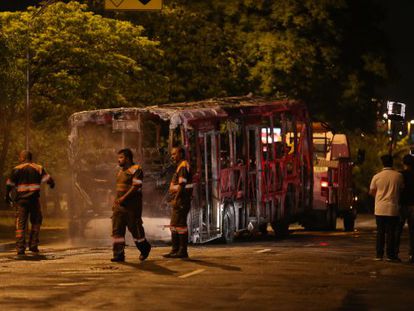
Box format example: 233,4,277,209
2,2,414,309
1,0,413,116
0,0,413,206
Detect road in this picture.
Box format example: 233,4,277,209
1,214,414,311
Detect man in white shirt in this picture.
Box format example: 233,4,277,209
369,154,404,261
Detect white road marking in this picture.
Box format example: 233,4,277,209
57,282,88,286
256,249,271,253
178,269,206,279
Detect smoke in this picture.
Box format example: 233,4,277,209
77,216,171,247
65,115,173,245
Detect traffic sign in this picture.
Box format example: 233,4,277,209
105,0,163,11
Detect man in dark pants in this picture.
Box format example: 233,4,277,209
5,151,55,256
111,148,151,262
396,154,414,263
163,147,192,259
369,154,404,262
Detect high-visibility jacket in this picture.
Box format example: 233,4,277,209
116,164,143,202
169,160,192,203
6,162,52,201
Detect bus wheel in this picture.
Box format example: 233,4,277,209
222,206,235,244
343,211,355,232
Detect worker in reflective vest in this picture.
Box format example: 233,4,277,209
5,151,55,256
163,147,192,259
111,148,151,262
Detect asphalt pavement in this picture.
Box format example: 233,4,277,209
1,214,414,311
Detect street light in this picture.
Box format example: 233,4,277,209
386,101,406,155
25,0,58,150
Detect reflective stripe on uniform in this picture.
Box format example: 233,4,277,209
175,226,188,234
6,179,15,186
15,163,43,174
112,236,125,244
178,177,187,184
16,184,41,192
170,183,193,191
15,229,24,238
132,178,142,186
176,160,190,173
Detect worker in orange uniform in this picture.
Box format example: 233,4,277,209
5,151,55,256
111,148,151,262
163,147,192,259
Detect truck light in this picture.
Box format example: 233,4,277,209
320,178,329,197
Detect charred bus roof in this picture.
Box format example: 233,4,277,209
69,96,306,130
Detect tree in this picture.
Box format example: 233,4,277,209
198,0,389,131
0,14,26,201
110,1,250,102
0,1,166,186
110,0,389,131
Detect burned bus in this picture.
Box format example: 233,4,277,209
68,96,353,243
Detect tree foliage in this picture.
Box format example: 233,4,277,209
0,1,166,182
0,0,392,206
193,0,388,130
0,13,26,184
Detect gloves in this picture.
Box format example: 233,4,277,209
49,179,55,189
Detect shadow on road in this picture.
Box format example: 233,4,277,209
186,258,241,271
120,260,177,275
11,254,49,261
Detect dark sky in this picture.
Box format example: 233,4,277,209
376,0,414,117
0,1,38,11
1,1,414,116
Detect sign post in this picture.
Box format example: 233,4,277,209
105,0,163,11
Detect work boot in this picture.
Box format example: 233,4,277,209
135,239,151,261
16,249,25,256
111,242,125,262
110,255,125,262
163,232,179,258
29,228,40,251
170,233,189,259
